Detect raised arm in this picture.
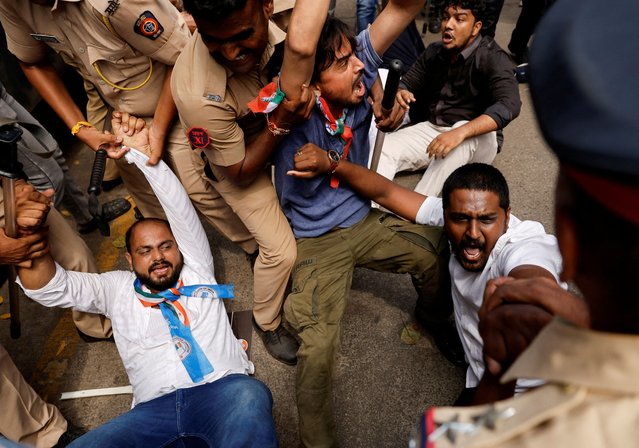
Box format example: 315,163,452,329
288,142,426,221
113,114,215,278
19,61,122,154
368,0,425,57
279,0,332,99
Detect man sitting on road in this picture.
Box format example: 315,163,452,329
375,0,520,197
288,156,587,404
15,114,278,447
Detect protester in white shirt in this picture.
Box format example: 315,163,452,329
16,114,278,447
289,158,586,404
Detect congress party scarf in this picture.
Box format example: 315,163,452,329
134,278,234,383
249,81,353,189
247,80,285,114
314,95,352,189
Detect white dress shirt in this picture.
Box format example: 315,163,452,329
416,196,563,390
19,150,253,405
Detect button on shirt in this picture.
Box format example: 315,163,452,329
0,0,190,117
400,36,520,129
416,197,564,389
18,151,253,406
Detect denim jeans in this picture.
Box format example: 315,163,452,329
69,375,278,448
356,0,377,33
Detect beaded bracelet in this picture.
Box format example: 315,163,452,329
266,113,290,136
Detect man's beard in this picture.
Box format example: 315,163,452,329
136,258,184,291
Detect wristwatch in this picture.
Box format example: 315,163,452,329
327,149,341,173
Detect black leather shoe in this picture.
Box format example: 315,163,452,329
54,425,87,447
429,322,467,368
101,177,123,192
77,198,131,234
253,319,299,366
76,328,114,343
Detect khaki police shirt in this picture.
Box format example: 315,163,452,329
427,319,639,447
171,18,287,167
0,0,189,117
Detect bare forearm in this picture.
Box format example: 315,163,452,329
456,114,499,140
280,0,331,98
219,128,285,186
151,68,177,138
332,159,425,221
369,0,424,56
19,61,85,130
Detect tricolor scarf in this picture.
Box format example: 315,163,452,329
314,95,352,189
247,80,285,114
134,278,234,383
248,81,353,189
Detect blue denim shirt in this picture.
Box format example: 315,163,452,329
274,29,383,238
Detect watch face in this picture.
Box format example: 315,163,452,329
328,150,341,162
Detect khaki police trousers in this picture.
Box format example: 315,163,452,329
0,195,111,338
0,344,67,447
206,164,296,331
284,211,451,447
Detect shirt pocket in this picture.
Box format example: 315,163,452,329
136,309,172,349
86,43,152,89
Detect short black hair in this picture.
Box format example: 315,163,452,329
442,0,486,24
182,0,249,22
442,163,510,211
311,16,358,84
125,218,173,253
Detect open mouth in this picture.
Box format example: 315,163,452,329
462,246,482,261
150,262,172,276
442,31,453,44
353,75,365,96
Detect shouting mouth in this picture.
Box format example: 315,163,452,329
353,75,365,97
442,31,454,45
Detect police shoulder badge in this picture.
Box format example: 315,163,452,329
188,127,211,149
134,11,164,40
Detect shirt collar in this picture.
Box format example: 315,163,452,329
459,34,482,61
503,318,639,394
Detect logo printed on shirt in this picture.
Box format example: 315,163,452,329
134,11,164,40
188,127,211,149
173,336,192,360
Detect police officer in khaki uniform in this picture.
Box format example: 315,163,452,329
418,0,639,445
0,344,68,447
172,0,302,365
0,115,110,338
0,182,82,447
0,0,257,256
